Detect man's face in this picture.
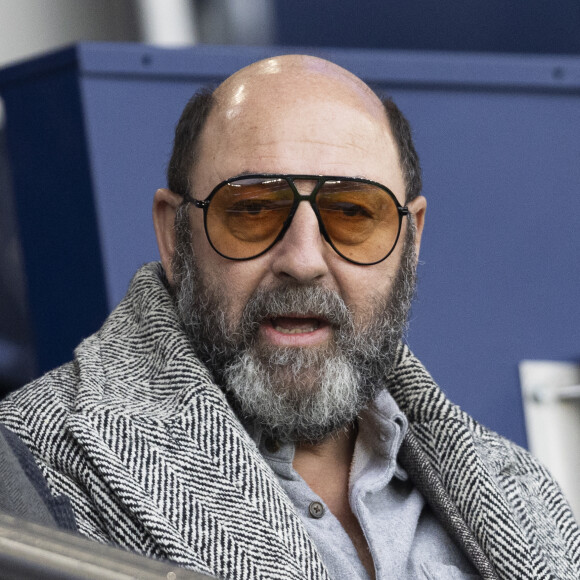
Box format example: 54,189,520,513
172,207,417,442
165,57,426,442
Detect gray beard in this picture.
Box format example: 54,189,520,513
171,204,417,443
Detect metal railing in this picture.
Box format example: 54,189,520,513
525,384,580,404
0,512,214,580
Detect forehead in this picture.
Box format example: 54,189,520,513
193,57,405,200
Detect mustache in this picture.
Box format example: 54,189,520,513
237,284,354,338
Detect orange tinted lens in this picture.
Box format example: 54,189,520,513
317,181,400,263
206,179,294,258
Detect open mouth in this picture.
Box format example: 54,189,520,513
259,313,333,347
270,316,322,334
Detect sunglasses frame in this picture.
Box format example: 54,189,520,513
186,174,409,266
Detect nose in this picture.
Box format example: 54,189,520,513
270,201,330,284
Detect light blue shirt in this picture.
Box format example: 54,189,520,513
251,390,480,579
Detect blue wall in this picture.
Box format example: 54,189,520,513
1,44,579,448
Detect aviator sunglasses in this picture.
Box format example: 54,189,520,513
185,174,409,266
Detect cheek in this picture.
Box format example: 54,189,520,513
191,241,271,322
225,259,273,304
190,211,212,256
332,258,401,321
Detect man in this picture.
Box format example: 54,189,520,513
0,55,578,579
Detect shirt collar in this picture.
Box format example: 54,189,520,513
246,388,409,480
352,389,409,486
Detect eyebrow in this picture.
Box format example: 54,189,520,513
229,171,373,180
234,170,260,177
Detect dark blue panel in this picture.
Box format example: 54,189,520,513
1,66,108,375
0,129,35,392
275,0,580,54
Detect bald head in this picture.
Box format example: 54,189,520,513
167,54,422,203
214,54,385,121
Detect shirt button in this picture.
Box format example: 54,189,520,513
308,501,325,519
264,437,281,453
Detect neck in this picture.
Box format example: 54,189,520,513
293,422,376,580
293,423,357,496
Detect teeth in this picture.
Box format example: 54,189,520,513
273,321,320,334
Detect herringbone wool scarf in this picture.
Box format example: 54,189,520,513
0,263,578,579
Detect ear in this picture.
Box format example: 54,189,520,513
407,195,427,258
153,188,184,285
